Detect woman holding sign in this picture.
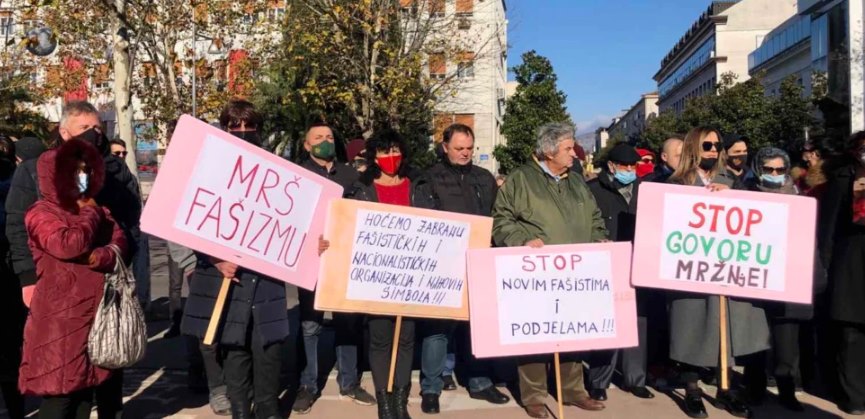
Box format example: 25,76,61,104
345,129,419,419
667,127,770,419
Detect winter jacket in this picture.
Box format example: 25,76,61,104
18,140,127,396
818,159,865,324
666,170,770,367
492,160,607,247
749,179,826,320
413,161,497,216
181,257,289,347
5,153,140,287
586,172,639,242
0,174,26,382
300,158,359,191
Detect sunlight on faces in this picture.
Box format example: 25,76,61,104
304,126,334,152
545,138,576,174
608,161,636,175
60,113,102,141
701,132,721,159
662,139,683,170
444,131,474,166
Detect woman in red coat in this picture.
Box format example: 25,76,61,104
19,138,127,418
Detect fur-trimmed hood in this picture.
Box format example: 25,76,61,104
36,139,106,210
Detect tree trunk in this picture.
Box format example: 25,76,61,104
113,0,137,176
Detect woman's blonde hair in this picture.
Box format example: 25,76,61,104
669,126,727,185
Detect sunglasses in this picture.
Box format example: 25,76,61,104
762,166,787,174
113,151,128,158
701,141,720,152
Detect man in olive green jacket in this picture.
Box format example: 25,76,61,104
492,122,608,419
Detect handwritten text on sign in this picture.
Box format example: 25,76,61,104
346,209,471,308
660,193,788,291
495,251,616,345
174,135,322,271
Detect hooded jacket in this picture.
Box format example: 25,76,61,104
19,139,127,396
6,149,140,287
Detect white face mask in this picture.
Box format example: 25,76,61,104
77,172,88,194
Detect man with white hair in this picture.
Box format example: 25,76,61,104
492,122,609,418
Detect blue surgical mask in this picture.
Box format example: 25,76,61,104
78,172,88,193
760,173,786,186
614,170,637,185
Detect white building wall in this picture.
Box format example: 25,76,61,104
433,0,507,174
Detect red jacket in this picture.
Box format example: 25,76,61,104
19,139,127,396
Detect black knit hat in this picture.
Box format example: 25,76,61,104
15,137,46,162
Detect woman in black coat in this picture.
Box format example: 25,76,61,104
818,131,865,415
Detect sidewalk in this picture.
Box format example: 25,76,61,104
2,239,859,418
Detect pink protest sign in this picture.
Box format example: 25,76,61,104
467,242,638,358
141,115,344,290
632,182,816,304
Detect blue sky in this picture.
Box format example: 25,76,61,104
506,0,714,134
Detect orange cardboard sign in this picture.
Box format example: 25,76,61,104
314,198,492,320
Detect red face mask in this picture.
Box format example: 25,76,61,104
636,162,655,178
376,155,402,175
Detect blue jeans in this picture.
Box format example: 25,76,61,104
421,334,448,395
300,320,359,392
133,233,151,308
444,353,455,376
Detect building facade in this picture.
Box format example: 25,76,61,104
607,92,659,144
654,0,798,114
749,0,865,134
432,0,508,175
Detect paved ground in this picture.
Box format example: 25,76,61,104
1,238,861,418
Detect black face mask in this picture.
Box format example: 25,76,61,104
699,157,718,171
230,130,262,147
77,128,108,155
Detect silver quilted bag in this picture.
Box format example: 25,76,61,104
87,244,147,369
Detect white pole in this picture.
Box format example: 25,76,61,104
192,4,197,118
850,0,864,133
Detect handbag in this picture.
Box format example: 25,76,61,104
87,244,147,369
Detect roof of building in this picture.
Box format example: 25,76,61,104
658,1,739,70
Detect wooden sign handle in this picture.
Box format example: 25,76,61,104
554,352,564,419
203,277,232,345
719,295,729,391
387,315,403,393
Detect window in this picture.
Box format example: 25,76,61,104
429,52,445,79
659,36,715,97
92,63,111,89
811,14,828,62
457,51,474,79
268,7,285,22
140,62,156,88
0,15,12,36
429,0,445,17
456,0,473,16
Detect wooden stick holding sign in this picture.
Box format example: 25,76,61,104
203,277,232,345
554,352,564,419
387,316,403,392
719,295,729,391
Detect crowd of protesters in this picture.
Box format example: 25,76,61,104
1,98,864,419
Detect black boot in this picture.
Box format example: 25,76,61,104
394,385,412,419
376,390,397,419
230,400,252,419
776,377,804,412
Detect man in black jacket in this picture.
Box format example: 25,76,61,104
413,124,510,414
586,143,655,401
644,136,683,183
6,101,141,291
293,123,376,414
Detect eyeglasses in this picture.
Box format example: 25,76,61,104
762,166,787,174
701,141,720,152
113,151,128,158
